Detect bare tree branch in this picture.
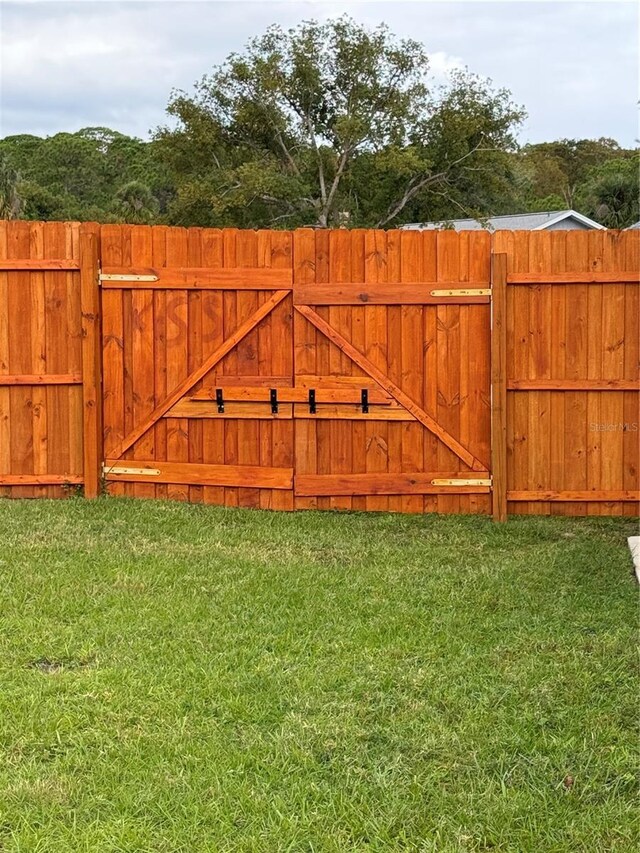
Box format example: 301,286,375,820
374,143,496,227
320,145,352,226
305,111,328,208
270,124,302,177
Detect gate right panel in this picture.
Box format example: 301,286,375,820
292,228,492,514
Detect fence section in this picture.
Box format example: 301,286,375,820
493,230,639,517
0,221,101,498
0,221,637,516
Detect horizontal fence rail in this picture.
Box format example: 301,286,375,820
0,221,637,517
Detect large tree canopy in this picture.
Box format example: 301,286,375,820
0,127,170,222
576,154,640,228
515,137,630,210
0,19,637,228
157,17,525,228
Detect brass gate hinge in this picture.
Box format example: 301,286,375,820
99,273,158,283
430,289,491,297
431,478,492,487
102,465,160,477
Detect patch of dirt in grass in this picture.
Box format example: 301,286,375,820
7,776,70,805
28,657,93,674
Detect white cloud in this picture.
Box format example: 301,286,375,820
428,51,466,81
0,0,637,144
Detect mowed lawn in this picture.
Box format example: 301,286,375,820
0,499,637,852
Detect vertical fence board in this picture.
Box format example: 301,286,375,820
469,232,492,514
385,230,404,513
328,230,353,510
435,231,461,514
120,227,135,497
349,230,367,512
585,231,604,516
313,230,331,510
563,233,589,515
601,233,625,516
293,229,318,510
221,229,239,507
101,226,125,496
491,253,507,521
186,228,204,504
79,224,102,497
28,223,48,497
362,230,388,512
549,232,568,515
0,223,9,498
420,231,439,513
527,233,551,515
458,232,472,516
623,232,640,516
267,229,294,511
8,222,34,497
257,230,274,511
199,228,224,507
151,226,168,500
127,226,155,499
401,231,425,514
235,230,261,508
165,227,189,502
66,223,84,484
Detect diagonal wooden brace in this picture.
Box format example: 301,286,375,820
108,290,289,461
295,305,486,472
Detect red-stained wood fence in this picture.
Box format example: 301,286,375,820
493,230,639,518
0,222,101,499
0,221,638,517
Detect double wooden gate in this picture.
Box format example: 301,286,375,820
101,227,492,514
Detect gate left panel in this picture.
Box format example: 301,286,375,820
0,221,84,497
101,225,295,508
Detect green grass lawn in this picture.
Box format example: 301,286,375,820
0,499,637,852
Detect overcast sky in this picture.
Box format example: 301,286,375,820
0,0,637,146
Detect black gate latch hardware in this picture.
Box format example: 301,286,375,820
361,389,369,413
270,389,279,414
216,388,224,413
308,389,316,414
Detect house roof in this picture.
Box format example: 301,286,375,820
401,210,605,232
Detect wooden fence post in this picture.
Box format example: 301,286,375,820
79,224,103,498
491,252,508,521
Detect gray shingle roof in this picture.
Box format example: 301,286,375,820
401,210,603,231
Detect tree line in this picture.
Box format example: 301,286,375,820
1,18,637,228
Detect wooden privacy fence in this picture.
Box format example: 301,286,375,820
0,222,100,500
0,221,638,517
